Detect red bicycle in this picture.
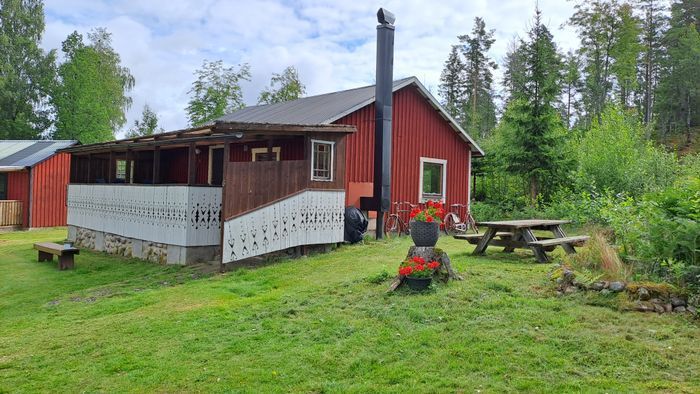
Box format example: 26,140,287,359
384,201,416,238
443,203,479,235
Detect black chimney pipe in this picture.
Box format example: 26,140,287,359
363,7,395,239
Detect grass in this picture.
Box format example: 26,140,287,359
1,228,699,393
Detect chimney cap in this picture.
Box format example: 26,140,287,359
377,8,395,25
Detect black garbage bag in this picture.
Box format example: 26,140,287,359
344,206,368,243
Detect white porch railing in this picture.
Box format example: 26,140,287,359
67,184,222,247
222,190,345,263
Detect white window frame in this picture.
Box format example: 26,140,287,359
208,145,224,185
310,139,335,182
419,157,447,202
251,146,281,162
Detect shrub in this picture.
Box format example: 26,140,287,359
562,231,632,281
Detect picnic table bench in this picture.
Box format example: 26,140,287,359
34,242,79,270
455,220,589,263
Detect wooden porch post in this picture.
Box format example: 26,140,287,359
187,143,196,185
153,146,160,184
125,149,132,184
107,151,114,183
86,154,92,183
219,140,231,273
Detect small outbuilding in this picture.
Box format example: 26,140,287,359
0,140,77,229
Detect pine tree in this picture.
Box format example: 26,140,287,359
52,29,135,143
610,3,643,108
561,51,584,128
655,0,700,142
495,8,568,202
258,66,305,105
0,0,56,139
438,45,466,121
636,0,668,125
458,17,498,139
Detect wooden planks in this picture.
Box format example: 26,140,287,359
0,200,22,226
528,235,590,247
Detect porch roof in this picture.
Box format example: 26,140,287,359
60,121,356,154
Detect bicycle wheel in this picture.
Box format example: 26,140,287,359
443,213,460,235
384,214,399,239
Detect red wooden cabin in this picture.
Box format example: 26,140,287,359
0,140,77,229
218,76,485,212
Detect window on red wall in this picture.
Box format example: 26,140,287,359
420,157,447,202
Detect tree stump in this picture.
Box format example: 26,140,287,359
388,246,463,292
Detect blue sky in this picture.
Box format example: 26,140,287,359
42,0,579,135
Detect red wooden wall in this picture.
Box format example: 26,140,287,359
7,171,30,227
335,85,472,208
30,152,71,227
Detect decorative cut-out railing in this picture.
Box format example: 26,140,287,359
67,184,222,246
223,190,345,263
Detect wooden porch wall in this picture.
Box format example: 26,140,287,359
0,200,22,226
222,135,346,220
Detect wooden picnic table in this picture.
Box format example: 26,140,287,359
454,219,589,263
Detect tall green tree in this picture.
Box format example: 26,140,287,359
258,66,305,105
186,60,251,126
636,0,668,125
438,45,466,121
569,0,620,126
458,17,498,139
561,51,584,128
494,8,568,202
655,0,700,142
52,29,135,143
0,0,55,139
126,104,162,138
610,3,643,108
502,37,527,104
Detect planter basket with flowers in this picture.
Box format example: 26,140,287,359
398,256,441,291
408,201,446,247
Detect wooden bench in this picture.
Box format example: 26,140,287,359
454,232,514,242
527,235,590,248
34,242,80,270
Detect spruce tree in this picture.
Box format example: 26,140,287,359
610,3,643,108
438,45,466,121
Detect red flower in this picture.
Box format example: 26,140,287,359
427,261,440,270
409,212,416,218
436,202,443,210
415,264,425,271
399,266,413,276
412,256,425,264
440,223,445,230
427,201,434,208
426,216,434,223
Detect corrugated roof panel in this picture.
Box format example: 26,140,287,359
0,140,78,168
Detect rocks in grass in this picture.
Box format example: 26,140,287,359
635,302,655,312
664,303,673,313
687,306,697,316
590,281,606,291
609,281,626,292
670,297,686,308
674,306,687,313
637,287,651,301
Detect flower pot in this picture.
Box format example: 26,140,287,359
404,276,432,291
410,220,440,247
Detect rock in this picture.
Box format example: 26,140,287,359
687,306,697,315
564,285,577,295
637,287,651,301
664,303,673,313
600,289,611,295
635,301,655,312
590,282,606,291
653,304,665,313
674,306,687,313
609,281,626,292
670,297,686,307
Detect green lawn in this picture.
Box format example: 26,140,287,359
1,228,698,393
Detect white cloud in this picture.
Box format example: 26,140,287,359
42,0,578,136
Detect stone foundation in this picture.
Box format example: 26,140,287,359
68,225,219,266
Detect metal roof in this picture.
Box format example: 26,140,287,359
216,76,484,156
0,140,78,170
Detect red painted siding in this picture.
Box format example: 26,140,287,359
336,85,472,208
7,171,30,227
30,153,71,227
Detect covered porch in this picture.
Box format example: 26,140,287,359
63,121,355,265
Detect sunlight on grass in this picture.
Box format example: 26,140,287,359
1,228,698,392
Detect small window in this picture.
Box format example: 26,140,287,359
311,140,334,182
0,173,7,200
251,147,281,162
420,158,446,202
115,160,133,183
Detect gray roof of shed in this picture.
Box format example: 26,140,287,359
216,76,484,156
0,140,78,170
